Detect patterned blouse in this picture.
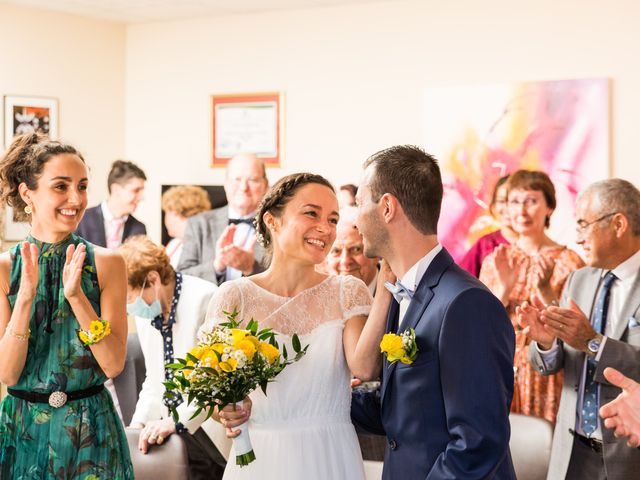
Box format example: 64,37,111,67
480,245,585,424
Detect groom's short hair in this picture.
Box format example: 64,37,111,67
363,145,442,235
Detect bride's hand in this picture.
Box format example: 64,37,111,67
219,397,252,438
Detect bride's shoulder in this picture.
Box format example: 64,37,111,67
335,274,368,290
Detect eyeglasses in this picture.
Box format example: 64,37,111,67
229,176,266,187
576,212,618,233
508,198,540,208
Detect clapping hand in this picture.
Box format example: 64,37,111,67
214,225,257,275
600,368,640,447
18,241,39,300
516,296,556,349
493,245,518,303
62,243,86,300
533,254,556,304
539,299,595,352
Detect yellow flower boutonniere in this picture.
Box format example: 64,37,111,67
380,328,418,365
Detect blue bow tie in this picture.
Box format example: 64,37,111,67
384,280,414,303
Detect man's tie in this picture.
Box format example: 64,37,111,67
228,218,254,226
582,270,617,436
107,217,126,249
384,280,414,304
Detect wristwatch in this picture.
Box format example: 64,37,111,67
587,334,604,357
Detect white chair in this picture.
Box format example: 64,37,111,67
509,413,553,480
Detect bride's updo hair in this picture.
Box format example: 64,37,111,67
255,173,335,252
0,133,86,221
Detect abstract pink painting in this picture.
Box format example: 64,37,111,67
423,78,610,261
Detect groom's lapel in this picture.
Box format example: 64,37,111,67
379,248,453,407
380,301,399,407
404,248,453,332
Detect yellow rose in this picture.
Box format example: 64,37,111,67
399,355,413,364
89,320,104,335
245,335,261,349
380,334,404,355
231,329,249,344
188,345,207,360
211,343,226,354
236,339,257,360
219,358,238,372
259,342,280,364
200,350,219,368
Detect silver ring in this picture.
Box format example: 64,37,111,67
149,435,157,441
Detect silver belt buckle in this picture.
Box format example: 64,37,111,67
48,391,67,408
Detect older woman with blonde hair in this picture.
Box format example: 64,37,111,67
161,186,211,267
480,170,584,424
120,235,228,480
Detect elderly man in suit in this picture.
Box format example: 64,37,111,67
76,160,147,247
351,145,516,479
522,178,640,479
326,206,379,293
178,153,268,284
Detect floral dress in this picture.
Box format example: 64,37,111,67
480,245,584,424
0,234,133,480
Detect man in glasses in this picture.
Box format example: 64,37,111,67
520,178,640,479
178,153,268,284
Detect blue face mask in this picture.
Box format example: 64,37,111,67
127,280,162,319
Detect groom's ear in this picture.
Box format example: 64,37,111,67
380,193,398,224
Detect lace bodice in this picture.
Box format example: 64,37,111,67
202,275,372,336
214,275,370,480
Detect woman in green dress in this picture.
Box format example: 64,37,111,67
0,133,134,479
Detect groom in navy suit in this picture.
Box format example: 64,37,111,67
351,145,516,479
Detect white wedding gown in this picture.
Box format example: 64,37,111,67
202,275,372,480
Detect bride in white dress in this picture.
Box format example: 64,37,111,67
201,173,391,480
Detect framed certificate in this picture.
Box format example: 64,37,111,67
211,92,284,167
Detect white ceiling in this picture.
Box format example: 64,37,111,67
0,0,381,23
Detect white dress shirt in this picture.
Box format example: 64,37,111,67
537,248,640,439
397,244,443,330
101,201,128,248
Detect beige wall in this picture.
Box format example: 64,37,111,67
1,0,639,244
0,5,125,394
0,4,126,209
125,0,640,242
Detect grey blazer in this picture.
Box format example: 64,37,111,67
529,266,640,480
177,206,266,284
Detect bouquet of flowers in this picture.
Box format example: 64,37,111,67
379,328,418,365
164,310,308,466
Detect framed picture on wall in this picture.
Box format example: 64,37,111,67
4,95,59,149
3,206,31,241
211,92,284,168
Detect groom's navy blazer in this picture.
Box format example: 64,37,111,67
352,248,516,479
75,205,146,247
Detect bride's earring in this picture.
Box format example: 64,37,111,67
24,204,33,215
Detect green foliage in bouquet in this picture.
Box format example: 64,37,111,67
163,310,308,423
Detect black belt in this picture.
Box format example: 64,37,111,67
574,433,603,454
8,384,105,408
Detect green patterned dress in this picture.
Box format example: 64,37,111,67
0,234,133,480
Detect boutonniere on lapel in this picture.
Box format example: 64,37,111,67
380,328,418,365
